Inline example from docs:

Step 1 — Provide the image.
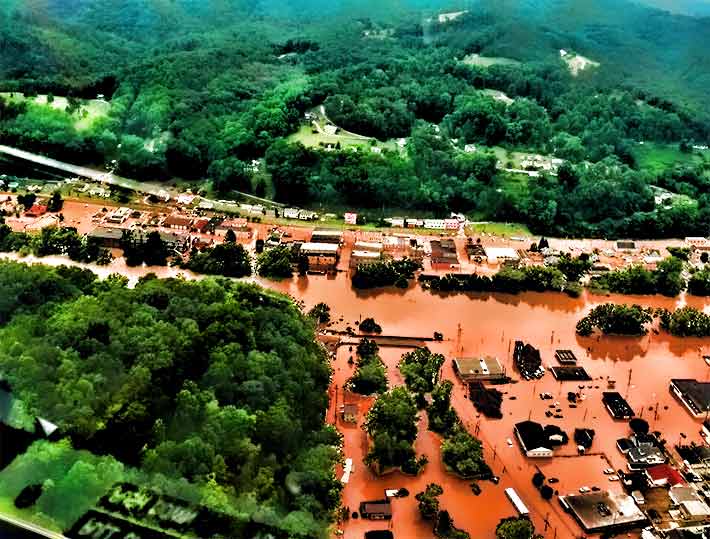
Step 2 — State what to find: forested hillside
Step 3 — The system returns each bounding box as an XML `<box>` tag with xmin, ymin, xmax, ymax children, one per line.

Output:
<box><xmin>0</xmin><ymin>261</ymin><xmax>340</xmax><ymax>536</ymax></box>
<box><xmin>1</xmin><ymin>0</ymin><xmax>709</xmax><ymax>237</ymax></box>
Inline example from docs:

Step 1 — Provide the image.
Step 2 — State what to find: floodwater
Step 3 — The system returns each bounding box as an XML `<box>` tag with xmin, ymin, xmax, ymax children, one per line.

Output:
<box><xmin>2</xmin><ymin>255</ymin><xmax>710</xmax><ymax>538</ymax></box>
<box><xmin>267</xmin><ymin>273</ymin><xmax>710</xmax><ymax>539</ymax></box>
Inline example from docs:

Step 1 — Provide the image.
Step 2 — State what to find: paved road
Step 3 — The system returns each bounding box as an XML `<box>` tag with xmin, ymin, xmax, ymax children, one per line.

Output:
<box><xmin>0</xmin><ymin>144</ymin><xmax>284</xmax><ymax>210</ymax></box>
<box><xmin>0</xmin><ymin>511</ymin><xmax>67</xmax><ymax>539</ymax></box>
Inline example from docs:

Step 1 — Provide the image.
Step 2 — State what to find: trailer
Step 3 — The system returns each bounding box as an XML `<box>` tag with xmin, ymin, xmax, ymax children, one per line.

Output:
<box><xmin>505</xmin><ymin>487</ymin><xmax>529</xmax><ymax>516</ymax></box>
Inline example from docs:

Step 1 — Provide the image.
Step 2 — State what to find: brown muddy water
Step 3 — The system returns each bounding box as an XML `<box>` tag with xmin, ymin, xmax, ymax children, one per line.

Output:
<box><xmin>3</xmin><ymin>255</ymin><xmax>710</xmax><ymax>538</ymax></box>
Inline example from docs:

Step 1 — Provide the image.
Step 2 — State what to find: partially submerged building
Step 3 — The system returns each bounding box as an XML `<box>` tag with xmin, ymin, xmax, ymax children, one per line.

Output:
<box><xmin>300</xmin><ymin>242</ymin><xmax>340</xmax><ymax>271</ymax></box>
<box><xmin>670</xmin><ymin>379</ymin><xmax>710</xmax><ymax>418</ymax></box>
<box><xmin>560</xmin><ymin>491</ymin><xmax>647</xmax><ymax>534</ymax></box>
<box><xmin>453</xmin><ymin>356</ymin><xmax>506</xmax><ymax>383</ymax></box>
<box><xmin>513</xmin><ymin>421</ymin><xmax>566</xmax><ymax>458</ymax></box>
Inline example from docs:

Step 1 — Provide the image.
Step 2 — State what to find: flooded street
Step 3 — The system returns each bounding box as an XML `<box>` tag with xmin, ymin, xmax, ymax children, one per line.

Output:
<box><xmin>3</xmin><ymin>254</ymin><xmax>710</xmax><ymax>538</ymax></box>
<box><xmin>268</xmin><ymin>274</ymin><xmax>710</xmax><ymax>539</ymax></box>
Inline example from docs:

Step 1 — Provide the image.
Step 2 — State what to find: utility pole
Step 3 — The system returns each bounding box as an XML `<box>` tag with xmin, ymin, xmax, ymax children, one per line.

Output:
<box><xmin>626</xmin><ymin>368</ymin><xmax>633</xmax><ymax>400</ymax></box>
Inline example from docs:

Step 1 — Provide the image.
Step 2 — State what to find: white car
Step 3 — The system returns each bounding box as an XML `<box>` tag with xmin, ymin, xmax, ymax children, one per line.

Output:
<box><xmin>603</xmin><ymin>468</ymin><xmax>615</xmax><ymax>475</ymax></box>
<box><xmin>608</xmin><ymin>475</ymin><xmax>619</xmax><ymax>481</ymax></box>
<box><xmin>506</xmin><ymin>438</ymin><xmax>513</xmax><ymax>447</ymax></box>
<box><xmin>579</xmin><ymin>486</ymin><xmax>591</xmax><ymax>493</ymax></box>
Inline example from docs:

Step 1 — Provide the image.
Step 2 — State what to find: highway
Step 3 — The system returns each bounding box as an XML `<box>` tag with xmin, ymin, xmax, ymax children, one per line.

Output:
<box><xmin>0</xmin><ymin>144</ymin><xmax>284</xmax><ymax>210</ymax></box>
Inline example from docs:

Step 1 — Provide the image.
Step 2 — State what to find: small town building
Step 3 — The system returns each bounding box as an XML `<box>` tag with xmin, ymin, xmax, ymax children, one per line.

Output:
<box><xmin>627</xmin><ymin>444</ymin><xmax>666</xmax><ymax>470</ymax></box>
<box><xmin>560</xmin><ymin>491</ymin><xmax>647</xmax><ymax>534</ymax></box>
<box><xmin>685</xmin><ymin>237</ymin><xmax>710</xmax><ymax>250</ymax></box>
<box><xmin>24</xmin><ymin>214</ymin><xmax>59</xmax><ymax>232</ymax></box>
<box><xmin>616</xmin><ymin>240</ymin><xmax>637</xmax><ymax>252</ymax></box>
<box><xmin>423</xmin><ymin>219</ymin><xmax>446</xmax><ymax>230</ymax></box>
<box><xmin>350</xmin><ymin>250</ymin><xmax>381</xmax><ymax>269</ymax></box>
<box><xmin>646</xmin><ymin>464</ymin><xmax>685</xmax><ymax>487</ymax></box>
<box><xmin>670</xmin><ymin>485</ymin><xmax>710</xmax><ymax>522</ymax></box>
<box><xmin>192</xmin><ymin>218</ymin><xmax>210</xmax><ymax>233</ymax></box>
<box><xmin>310</xmin><ymin>229</ymin><xmax>343</xmax><ymax>245</ymax></box>
<box><xmin>283</xmin><ymin>208</ymin><xmax>300</xmax><ymax>219</ymax></box>
<box><xmin>106</xmin><ymin>207</ymin><xmax>131</xmax><ymax>224</ymax></box>
<box><xmin>87</xmin><ymin>226</ymin><xmax>124</xmax><ymax>249</ymax></box>
<box><xmin>300</xmin><ymin>242</ymin><xmax>339</xmax><ymax>271</ymax></box>
<box><xmin>163</xmin><ymin>214</ymin><xmax>193</xmax><ymax>231</ymax></box>
<box><xmin>453</xmin><ymin>356</ymin><xmax>506</xmax><ymax>383</ymax></box>
<box><xmin>359</xmin><ymin>500</ymin><xmax>392</xmax><ymax>520</ymax></box>
<box><xmin>24</xmin><ymin>203</ymin><xmax>47</xmax><ymax>218</ymax></box>
<box><xmin>388</xmin><ymin>217</ymin><xmax>405</xmax><ymax>228</ymax></box>
<box><xmin>513</xmin><ymin>421</ymin><xmax>554</xmax><ymax>458</ymax></box>
<box><xmin>670</xmin><ymin>379</ymin><xmax>710</xmax><ymax>417</ymax></box>
<box><xmin>216</xmin><ymin>218</ymin><xmax>249</xmax><ymax>236</ymax></box>
<box><xmin>484</xmin><ymin>247</ymin><xmax>520</xmax><ymax>263</ymax></box>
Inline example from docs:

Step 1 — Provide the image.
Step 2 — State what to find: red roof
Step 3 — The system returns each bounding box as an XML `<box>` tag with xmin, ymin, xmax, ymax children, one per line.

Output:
<box><xmin>25</xmin><ymin>204</ymin><xmax>47</xmax><ymax>217</ymax></box>
<box><xmin>193</xmin><ymin>218</ymin><xmax>210</xmax><ymax>231</ymax></box>
<box><xmin>646</xmin><ymin>464</ymin><xmax>684</xmax><ymax>486</ymax></box>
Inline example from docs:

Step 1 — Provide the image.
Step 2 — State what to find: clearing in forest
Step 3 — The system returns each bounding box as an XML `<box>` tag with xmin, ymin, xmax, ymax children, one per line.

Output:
<box><xmin>560</xmin><ymin>50</ymin><xmax>600</xmax><ymax>76</ymax></box>
<box><xmin>461</xmin><ymin>54</ymin><xmax>521</xmax><ymax>67</ymax></box>
<box><xmin>0</xmin><ymin>92</ymin><xmax>110</xmax><ymax>130</ymax></box>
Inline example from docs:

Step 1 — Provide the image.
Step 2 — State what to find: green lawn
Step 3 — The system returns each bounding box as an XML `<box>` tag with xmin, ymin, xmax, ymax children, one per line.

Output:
<box><xmin>465</xmin><ymin>222</ymin><xmax>531</xmax><ymax>237</ymax></box>
<box><xmin>633</xmin><ymin>142</ymin><xmax>704</xmax><ymax>174</ymax></box>
<box><xmin>0</xmin><ymin>92</ymin><xmax>110</xmax><ymax>131</ymax></box>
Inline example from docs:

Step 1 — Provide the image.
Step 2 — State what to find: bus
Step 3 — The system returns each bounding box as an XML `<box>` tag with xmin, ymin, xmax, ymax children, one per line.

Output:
<box><xmin>504</xmin><ymin>488</ymin><xmax>529</xmax><ymax>516</ymax></box>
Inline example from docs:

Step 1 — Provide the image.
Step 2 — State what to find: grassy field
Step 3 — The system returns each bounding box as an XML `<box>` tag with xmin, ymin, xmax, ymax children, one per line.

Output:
<box><xmin>0</xmin><ymin>92</ymin><xmax>110</xmax><ymax>131</ymax></box>
<box><xmin>465</xmin><ymin>222</ymin><xmax>531</xmax><ymax>237</ymax></box>
<box><xmin>288</xmin><ymin>124</ymin><xmax>399</xmax><ymax>152</ymax></box>
<box><xmin>633</xmin><ymin>142</ymin><xmax>705</xmax><ymax>174</ymax></box>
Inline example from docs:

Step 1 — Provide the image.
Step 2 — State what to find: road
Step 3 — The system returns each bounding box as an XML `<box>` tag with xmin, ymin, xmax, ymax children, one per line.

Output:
<box><xmin>0</xmin><ymin>511</ymin><xmax>67</xmax><ymax>539</ymax></box>
<box><xmin>0</xmin><ymin>144</ymin><xmax>283</xmax><ymax>210</ymax></box>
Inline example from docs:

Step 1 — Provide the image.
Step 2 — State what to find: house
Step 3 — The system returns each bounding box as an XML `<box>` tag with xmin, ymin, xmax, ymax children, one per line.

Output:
<box><xmin>176</xmin><ymin>193</ymin><xmax>196</xmax><ymax>205</ymax></box>
<box><xmin>192</xmin><ymin>218</ymin><xmax>210</xmax><ymax>233</ymax></box>
<box><xmin>453</xmin><ymin>356</ymin><xmax>506</xmax><ymax>383</ymax></box>
<box><xmin>87</xmin><ymin>226</ymin><xmax>124</xmax><ymax>249</ymax></box>
<box><xmin>323</xmin><ymin>124</ymin><xmax>338</xmax><ymax>136</ymax></box>
<box><xmin>444</xmin><ymin>218</ymin><xmax>459</xmax><ymax>230</ymax></box>
<box><xmin>106</xmin><ymin>207</ymin><xmax>131</xmax><ymax>224</ymax></box>
<box><xmin>670</xmin><ymin>379</ymin><xmax>710</xmax><ymax>417</ymax></box>
<box><xmin>388</xmin><ymin>218</ymin><xmax>405</xmax><ymax>228</ymax></box>
<box><xmin>513</xmin><ymin>421</ymin><xmax>554</xmax><ymax>458</ymax></box>
<box><xmin>283</xmin><ymin>208</ymin><xmax>300</xmax><ymax>219</ymax></box>
<box><xmin>646</xmin><ymin>464</ymin><xmax>685</xmax><ymax>487</ymax></box>
<box><xmin>24</xmin><ymin>203</ymin><xmax>47</xmax><ymax>217</ymax></box>
<box><xmin>340</xmin><ymin>403</ymin><xmax>357</xmax><ymax>423</ymax></box>
<box><xmin>359</xmin><ymin>500</ymin><xmax>392</xmax><ymax>520</ymax></box>
<box><xmin>163</xmin><ymin>214</ymin><xmax>192</xmax><ymax>231</ymax></box>
<box><xmin>300</xmin><ymin>242</ymin><xmax>339</xmax><ymax>271</ymax></box>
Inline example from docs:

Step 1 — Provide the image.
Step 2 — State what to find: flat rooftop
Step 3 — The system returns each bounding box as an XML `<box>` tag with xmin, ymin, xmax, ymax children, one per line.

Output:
<box><xmin>484</xmin><ymin>247</ymin><xmax>519</xmax><ymax>260</ymax></box>
<box><xmin>671</xmin><ymin>379</ymin><xmax>710</xmax><ymax>416</ymax></box>
<box><xmin>454</xmin><ymin>356</ymin><xmax>505</xmax><ymax>378</ymax></box>
<box><xmin>300</xmin><ymin>242</ymin><xmax>339</xmax><ymax>254</ymax></box>
<box><xmin>562</xmin><ymin>491</ymin><xmax>647</xmax><ymax>533</ymax></box>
